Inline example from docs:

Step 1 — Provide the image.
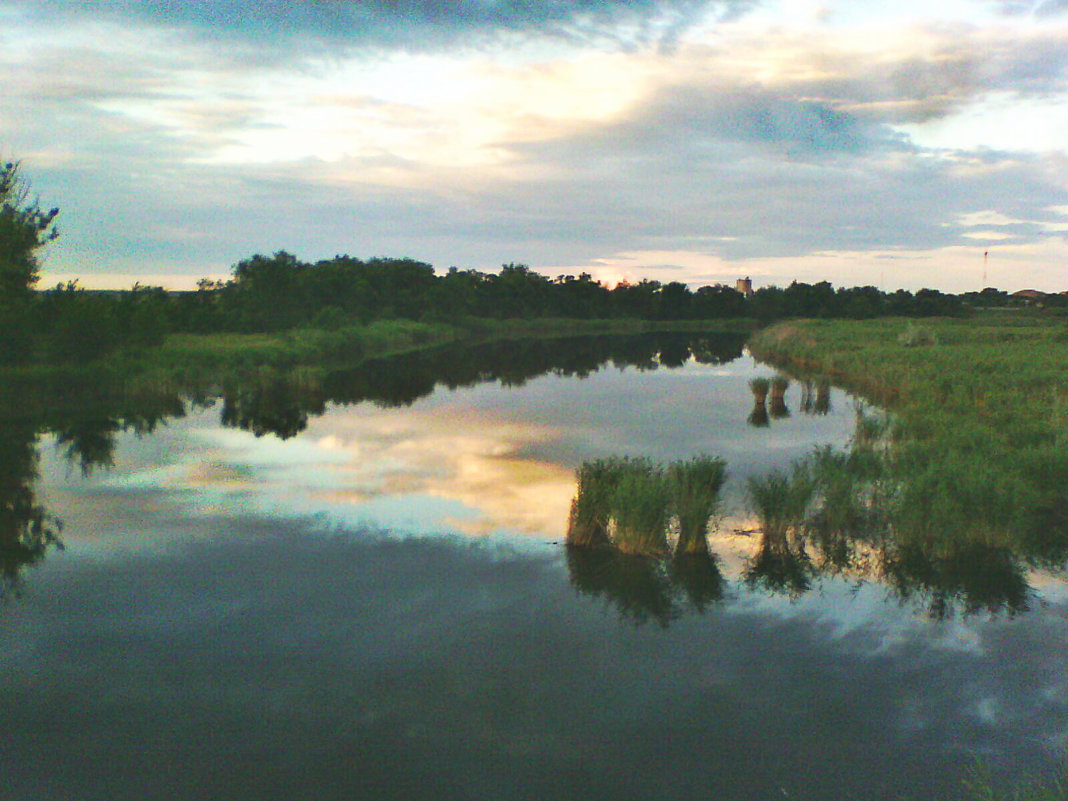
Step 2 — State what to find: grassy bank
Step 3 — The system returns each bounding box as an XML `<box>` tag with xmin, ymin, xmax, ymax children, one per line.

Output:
<box><xmin>0</xmin><ymin>316</ymin><xmax>757</xmax><ymax>421</ymax></box>
<box><xmin>3</xmin><ymin>316</ymin><xmax>758</xmax><ymax>382</ymax></box>
<box><xmin>748</xmin><ymin>314</ymin><xmax>1068</xmax><ymax>555</ymax></box>
<box><xmin>152</xmin><ymin>316</ymin><xmax>757</xmax><ymax>371</ymax></box>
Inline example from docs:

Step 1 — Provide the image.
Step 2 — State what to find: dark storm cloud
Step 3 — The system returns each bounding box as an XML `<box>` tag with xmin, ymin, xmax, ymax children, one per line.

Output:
<box><xmin>17</xmin><ymin>0</ymin><xmax>758</xmax><ymax>52</ymax></box>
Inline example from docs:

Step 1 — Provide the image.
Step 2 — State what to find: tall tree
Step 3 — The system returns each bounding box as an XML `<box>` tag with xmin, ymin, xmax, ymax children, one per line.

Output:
<box><xmin>0</xmin><ymin>161</ymin><xmax>59</xmax><ymax>364</ymax></box>
<box><xmin>0</xmin><ymin>161</ymin><xmax>58</xmax><ymax>302</ymax></box>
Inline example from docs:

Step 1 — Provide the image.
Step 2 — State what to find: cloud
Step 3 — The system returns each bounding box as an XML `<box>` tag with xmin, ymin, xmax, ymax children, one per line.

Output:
<box><xmin>993</xmin><ymin>0</ymin><xmax>1068</xmax><ymax>15</ymax></box>
<box><xmin>16</xmin><ymin>0</ymin><xmax>758</xmax><ymax>54</ymax></box>
<box><xmin>6</xmin><ymin>1</ymin><xmax>1068</xmax><ymax>290</ymax></box>
<box><xmin>1037</xmin><ymin>0</ymin><xmax>1068</xmax><ymax>15</ymax></box>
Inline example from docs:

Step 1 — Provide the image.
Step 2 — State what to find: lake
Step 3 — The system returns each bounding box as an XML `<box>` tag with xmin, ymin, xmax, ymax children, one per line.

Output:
<box><xmin>2</xmin><ymin>333</ymin><xmax>1066</xmax><ymax>800</ymax></box>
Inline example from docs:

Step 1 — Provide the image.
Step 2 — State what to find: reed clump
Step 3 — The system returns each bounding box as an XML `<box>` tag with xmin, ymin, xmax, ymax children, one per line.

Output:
<box><xmin>567</xmin><ymin>454</ymin><xmax>728</xmax><ymax>558</ymax></box>
<box><xmin>566</xmin><ymin>457</ymin><xmax>626</xmax><ymax>547</ymax></box>
<box><xmin>769</xmin><ymin>375</ymin><xmax>790</xmax><ymax>419</ymax></box>
<box><xmin>747</xmin><ymin>462</ymin><xmax>813</xmax><ymax>542</ymax></box>
<box><xmin>749</xmin><ymin>376</ymin><xmax>770</xmax><ymax>403</ymax></box>
<box><xmin>744</xmin><ymin>463</ymin><xmax>816</xmax><ymax>596</ymax></box>
<box><xmin>610</xmin><ymin>459</ymin><xmax>671</xmax><ymax>556</ymax></box>
<box><xmin>668</xmin><ymin>456</ymin><xmax>727</xmax><ymax>555</ymax></box>
<box><xmin>748</xmin><ymin>376</ymin><xmax>771</xmax><ymax>427</ymax></box>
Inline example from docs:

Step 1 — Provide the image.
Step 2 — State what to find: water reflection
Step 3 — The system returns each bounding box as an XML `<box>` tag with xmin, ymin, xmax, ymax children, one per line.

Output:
<box><xmin>223</xmin><ymin>332</ymin><xmax>746</xmax><ymax>439</ymax></box>
<box><xmin>747</xmin><ymin>377</ymin><xmax>770</xmax><ymax>428</ymax></box>
<box><xmin>566</xmin><ymin>547</ymin><xmax>725</xmax><ymax>626</ymax></box>
<box><xmin>0</xmin><ymin>386</ymin><xmax>187</xmax><ymax>594</ymax></box>
<box><xmin>769</xmin><ymin>376</ymin><xmax>790</xmax><ymax>420</ymax></box>
<box><xmin>800</xmin><ymin>378</ymin><xmax>832</xmax><ymax>416</ymax></box>
<box><xmin>0</xmin><ymin>423</ymin><xmax>62</xmax><ymax>598</ymax></box>
<box><xmin>749</xmin><ymin>374</ymin><xmax>833</xmax><ymax>427</ymax></box>
<box><xmin>564</xmin><ymin>400</ymin><xmax>1064</xmax><ymax>623</ymax></box>
<box><xmin>6</xmin><ymin>331</ymin><xmax>1065</xmax><ymax>622</ymax></box>
<box><xmin>4</xmin><ymin>336</ymin><xmax>1066</xmax><ymax>800</ymax></box>
<box><xmin>221</xmin><ymin>373</ymin><xmax>325</xmax><ymax>439</ymax></box>
<box><xmin>1</xmin><ymin>333</ymin><xmax>749</xmax><ymax>589</ymax></box>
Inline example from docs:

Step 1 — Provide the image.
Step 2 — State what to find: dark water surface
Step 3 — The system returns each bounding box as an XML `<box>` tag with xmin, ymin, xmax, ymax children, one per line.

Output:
<box><xmin>2</xmin><ymin>334</ymin><xmax>1066</xmax><ymax>800</ymax></box>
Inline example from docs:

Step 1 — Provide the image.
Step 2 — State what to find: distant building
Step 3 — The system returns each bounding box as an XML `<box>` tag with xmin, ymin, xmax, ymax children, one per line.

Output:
<box><xmin>735</xmin><ymin>277</ymin><xmax>753</xmax><ymax>297</ymax></box>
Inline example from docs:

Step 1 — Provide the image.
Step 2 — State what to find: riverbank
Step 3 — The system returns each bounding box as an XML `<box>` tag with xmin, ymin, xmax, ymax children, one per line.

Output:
<box><xmin>0</xmin><ymin>317</ymin><xmax>758</xmax><ymax>420</ymax></box>
<box><xmin>748</xmin><ymin>314</ymin><xmax>1068</xmax><ymax>553</ymax></box>
<box><xmin>6</xmin><ymin>317</ymin><xmax>759</xmax><ymax>376</ymax></box>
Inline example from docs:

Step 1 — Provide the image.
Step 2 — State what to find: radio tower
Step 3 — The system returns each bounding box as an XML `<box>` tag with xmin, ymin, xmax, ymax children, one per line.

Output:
<box><xmin>983</xmin><ymin>250</ymin><xmax>988</xmax><ymax>286</ymax></box>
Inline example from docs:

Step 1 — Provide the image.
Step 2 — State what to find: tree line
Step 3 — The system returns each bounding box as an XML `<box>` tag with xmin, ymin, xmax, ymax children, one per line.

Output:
<box><xmin>173</xmin><ymin>254</ymin><xmax>968</xmax><ymax>332</ymax></box>
<box><xmin>0</xmin><ymin>159</ymin><xmax>1022</xmax><ymax>367</ymax></box>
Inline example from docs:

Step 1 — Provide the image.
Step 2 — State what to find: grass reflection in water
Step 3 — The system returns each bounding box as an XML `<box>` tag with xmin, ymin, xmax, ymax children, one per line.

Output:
<box><xmin>565</xmin><ymin>403</ymin><xmax>1060</xmax><ymax>623</ymax></box>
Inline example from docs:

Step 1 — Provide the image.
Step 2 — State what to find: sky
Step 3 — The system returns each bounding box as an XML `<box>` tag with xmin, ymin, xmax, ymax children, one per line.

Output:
<box><xmin>2</xmin><ymin>0</ymin><xmax>1067</xmax><ymax>292</ymax></box>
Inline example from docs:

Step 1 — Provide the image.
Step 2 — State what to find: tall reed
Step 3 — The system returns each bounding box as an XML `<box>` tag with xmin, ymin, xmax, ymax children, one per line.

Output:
<box><xmin>769</xmin><ymin>375</ymin><xmax>790</xmax><ymax>419</ymax></box>
<box><xmin>668</xmin><ymin>456</ymin><xmax>727</xmax><ymax>555</ymax></box>
<box><xmin>749</xmin><ymin>376</ymin><xmax>770</xmax><ymax>403</ymax></box>
<box><xmin>747</xmin><ymin>463</ymin><xmax>813</xmax><ymax>542</ymax></box>
<box><xmin>566</xmin><ymin>457</ymin><xmax>626</xmax><ymax>547</ymax></box>
<box><xmin>609</xmin><ymin>459</ymin><xmax>671</xmax><ymax>556</ymax></box>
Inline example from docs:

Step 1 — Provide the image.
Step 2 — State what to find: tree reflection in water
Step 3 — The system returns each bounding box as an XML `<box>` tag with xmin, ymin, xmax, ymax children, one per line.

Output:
<box><xmin>0</xmin><ymin>423</ymin><xmax>62</xmax><ymax>598</ymax></box>
<box><xmin>0</xmin><ymin>333</ymin><xmax>747</xmax><ymax>592</ymax></box>
<box><xmin>0</xmin><ymin>382</ymin><xmax>188</xmax><ymax>596</ymax></box>
<box><xmin>220</xmin><ymin>332</ymin><xmax>747</xmax><ymax>439</ymax></box>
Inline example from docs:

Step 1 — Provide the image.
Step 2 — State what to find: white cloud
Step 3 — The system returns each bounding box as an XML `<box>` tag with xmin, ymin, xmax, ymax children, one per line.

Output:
<box><xmin>5</xmin><ymin>0</ymin><xmax>1068</xmax><ymax>290</ymax></box>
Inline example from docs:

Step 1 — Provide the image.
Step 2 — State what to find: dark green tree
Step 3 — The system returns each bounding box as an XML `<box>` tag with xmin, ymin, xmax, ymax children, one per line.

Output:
<box><xmin>0</xmin><ymin>161</ymin><xmax>58</xmax><ymax>302</ymax></box>
<box><xmin>38</xmin><ymin>281</ymin><xmax>120</xmax><ymax>363</ymax></box>
<box><xmin>0</xmin><ymin>161</ymin><xmax>59</xmax><ymax>364</ymax></box>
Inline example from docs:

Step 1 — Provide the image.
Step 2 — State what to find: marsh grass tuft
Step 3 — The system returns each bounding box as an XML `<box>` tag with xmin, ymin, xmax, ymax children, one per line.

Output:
<box><xmin>749</xmin><ymin>376</ymin><xmax>773</xmax><ymax>426</ymax></box>
<box><xmin>744</xmin><ymin>462</ymin><xmax>815</xmax><ymax>596</ymax></box>
<box><xmin>747</xmin><ymin>462</ymin><xmax>813</xmax><ymax>542</ymax></box>
<box><xmin>566</xmin><ymin>457</ymin><xmax>627</xmax><ymax>547</ymax></box>
<box><xmin>568</xmin><ymin>454</ymin><xmax>728</xmax><ymax>559</ymax></box>
<box><xmin>668</xmin><ymin>456</ymin><xmax>727</xmax><ymax>555</ymax></box>
<box><xmin>769</xmin><ymin>375</ymin><xmax>790</xmax><ymax>418</ymax></box>
<box><xmin>749</xmin><ymin>376</ymin><xmax>770</xmax><ymax>402</ymax></box>
<box><xmin>610</xmin><ymin>459</ymin><xmax>671</xmax><ymax>556</ymax></box>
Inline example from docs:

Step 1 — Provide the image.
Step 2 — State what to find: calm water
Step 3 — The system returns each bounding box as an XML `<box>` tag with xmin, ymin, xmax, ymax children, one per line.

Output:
<box><xmin>2</xmin><ymin>334</ymin><xmax>1066</xmax><ymax>800</ymax></box>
